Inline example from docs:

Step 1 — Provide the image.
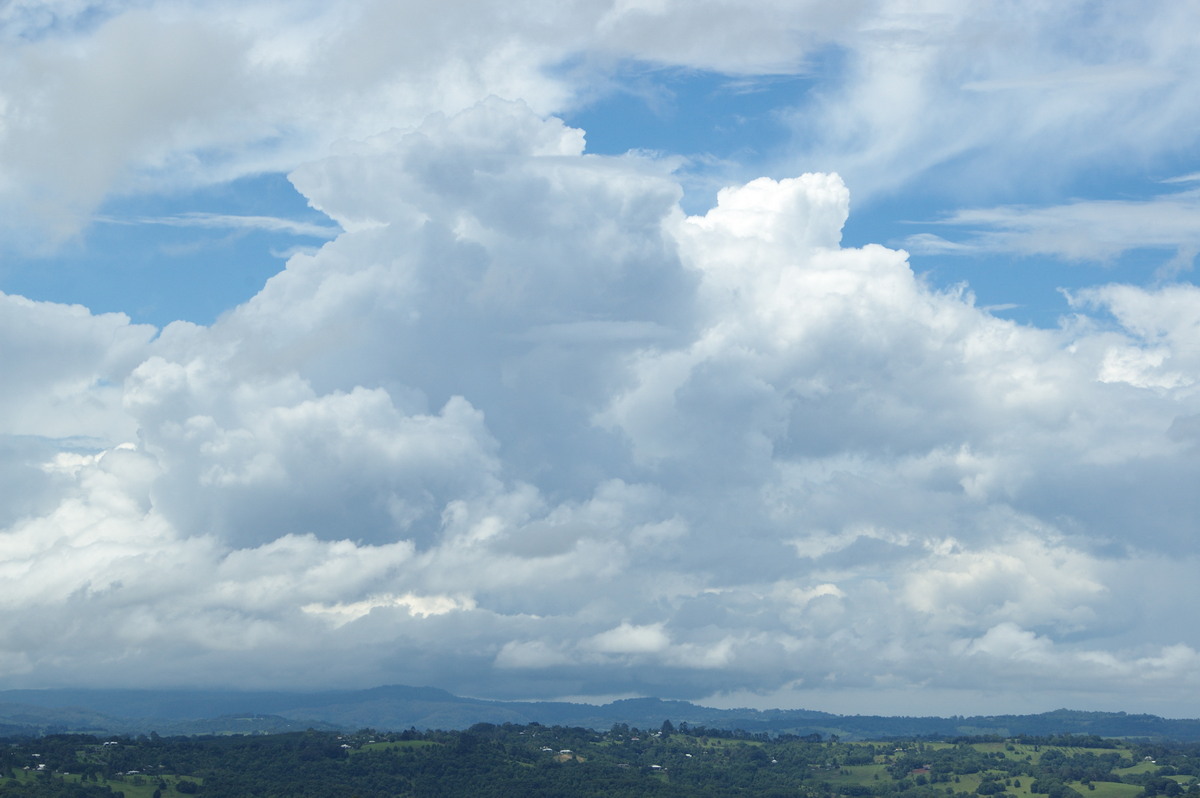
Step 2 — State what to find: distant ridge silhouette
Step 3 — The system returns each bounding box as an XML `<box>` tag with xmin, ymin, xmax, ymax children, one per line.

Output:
<box><xmin>2</xmin><ymin>685</ymin><xmax>1198</xmax><ymax>740</ymax></box>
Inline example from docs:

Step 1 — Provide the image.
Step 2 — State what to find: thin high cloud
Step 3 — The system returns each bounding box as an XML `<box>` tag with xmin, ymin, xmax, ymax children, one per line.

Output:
<box><xmin>773</xmin><ymin>2</ymin><xmax>1200</xmax><ymax>203</ymax></box>
<box><xmin>904</xmin><ymin>189</ymin><xmax>1200</xmax><ymax>266</ymax></box>
<box><xmin>96</xmin><ymin>212</ymin><xmax>340</xmax><ymax>239</ymax></box>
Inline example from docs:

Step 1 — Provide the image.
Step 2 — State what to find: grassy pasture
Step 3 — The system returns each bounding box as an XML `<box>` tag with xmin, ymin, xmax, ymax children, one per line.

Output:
<box><xmin>817</xmin><ymin>763</ymin><xmax>890</xmax><ymax>786</ymax></box>
<box><xmin>1077</xmin><ymin>781</ymin><xmax>1144</xmax><ymax>798</ymax></box>
<box><xmin>8</xmin><ymin>769</ymin><xmax>201</xmax><ymax>798</ymax></box>
<box><xmin>687</xmin><ymin>737</ymin><xmax>765</xmax><ymax>750</ymax></box>
<box><xmin>356</xmin><ymin>739</ymin><xmax>442</xmax><ymax>753</ymax></box>
<box><xmin>1117</xmin><ymin>761</ymin><xmax>1159</xmax><ymax>775</ymax></box>
<box><xmin>973</xmin><ymin>743</ymin><xmax>1014</xmax><ymax>753</ymax></box>
<box><xmin>945</xmin><ymin>771</ymin><xmax>989</xmax><ymax>794</ymax></box>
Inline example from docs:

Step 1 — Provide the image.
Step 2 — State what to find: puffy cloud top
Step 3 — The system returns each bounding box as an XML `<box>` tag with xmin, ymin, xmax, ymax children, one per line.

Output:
<box><xmin>3</xmin><ymin>0</ymin><xmax>1200</xmax><ymax>718</ymax></box>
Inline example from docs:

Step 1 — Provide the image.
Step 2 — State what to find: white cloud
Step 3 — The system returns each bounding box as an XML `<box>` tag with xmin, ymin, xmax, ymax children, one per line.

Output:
<box><xmin>303</xmin><ymin>592</ymin><xmax>476</xmax><ymax>626</ymax></box>
<box><xmin>589</xmin><ymin>622</ymin><xmax>671</xmax><ymax>655</ymax></box>
<box><xmin>0</xmin><ymin>291</ymin><xmax>154</xmax><ymax>442</ymax></box>
<box><xmin>5</xmin><ymin>135</ymin><xmax>1194</xmax><ymax>709</ymax></box>
<box><xmin>903</xmin><ymin>534</ymin><xmax>1108</xmax><ymax>634</ymax></box>
<box><xmin>5</xmin><ymin>0</ymin><xmax>1198</xmax><ymax>253</ymax></box>
<box><xmin>4</xmin><ymin>1</ymin><xmax>1200</xmax><ymax>717</ymax></box>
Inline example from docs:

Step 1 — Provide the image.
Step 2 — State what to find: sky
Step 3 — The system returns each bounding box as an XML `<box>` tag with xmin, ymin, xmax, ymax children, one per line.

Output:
<box><xmin>2</xmin><ymin>0</ymin><xmax>1200</xmax><ymax>719</ymax></box>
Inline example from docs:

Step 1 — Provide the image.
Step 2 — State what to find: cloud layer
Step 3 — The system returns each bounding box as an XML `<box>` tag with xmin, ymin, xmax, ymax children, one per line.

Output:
<box><xmin>3</xmin><ymin>1</ymin><xmax>1200</xmax><ymax>717</ymax></box>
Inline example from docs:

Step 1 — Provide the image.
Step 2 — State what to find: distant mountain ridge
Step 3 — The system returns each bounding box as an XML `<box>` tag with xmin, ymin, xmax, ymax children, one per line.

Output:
<box><xmin>2</xmin><ymin>685</ymin><xmax>1199</xmax><ymax>741</ymax></box>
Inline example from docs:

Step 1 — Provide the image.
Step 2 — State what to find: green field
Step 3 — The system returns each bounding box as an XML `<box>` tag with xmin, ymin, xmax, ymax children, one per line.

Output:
<box><xmin>9</xmin><ymin>769</ymin><xmax>202</xmax><ymax>798</ymax></box>
<box><xmin>1078</xmin><ymin>781</ymin><xmax>1145</xmax><ymax>798</ymax></box>
<box><xmin>356</xmin><ymin>738</ymin><xmax>443</xmax><ymax>753</ymax></box>
<box><xmin>817</xmin><ymin>763</ymin><xmax>891</xmax><ymax>786</ymax></box>
<box><xmin>1117</xmin><ymin>761</ymin><xmax>1160</xmax><ymax>775</ymax></box>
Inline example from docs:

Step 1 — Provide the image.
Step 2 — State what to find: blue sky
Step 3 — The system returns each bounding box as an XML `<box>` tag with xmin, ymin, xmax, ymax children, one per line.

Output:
<box><xmin>2</xmin><ymin>173</ymin><xmax>335</xmax><ymax>326</ymax></box>
<box><xmin>3</xmin><ymin>0</ymin><xmax>1200</xmax><ymax>718</ymax></box>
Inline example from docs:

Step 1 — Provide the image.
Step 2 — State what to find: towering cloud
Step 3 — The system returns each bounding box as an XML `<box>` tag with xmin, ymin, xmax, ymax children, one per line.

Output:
<box><xmin>2</xmin><ymin>1</ymin><xmax>1200</xmax><ymax>717</ymax></box>
<box><xmin>2</xmin><ymin>96</ymin><xmax>1199</xmax><ymax>715</ymax></box>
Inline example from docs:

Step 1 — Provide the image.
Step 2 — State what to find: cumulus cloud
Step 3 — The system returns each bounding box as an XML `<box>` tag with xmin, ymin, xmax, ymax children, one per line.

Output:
<box><xmin>4</xmin><ymin>97</ymin><xmax>1200</xmax><ymax>716</ymax></box>
<box><xmin>3</xmin><ymin>1</ymin><xmax>1200</xmax><ymax>718</ymax></box>
<box><xmin>0</xmin><ymin>292</ymin><xmax>153</xmax><ymax>442</ymax></box>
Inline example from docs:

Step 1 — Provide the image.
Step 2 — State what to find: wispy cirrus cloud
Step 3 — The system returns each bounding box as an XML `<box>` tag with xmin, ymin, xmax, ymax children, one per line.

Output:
<box><xmin>95</xmin><ymin>212</ymin><xmax>339</xmax><ymax>239</ymax></box>
<box><xmin>904</xmin><ymin>188</ymin><xmax>1200</xmax><ymax>274</ymax></box>
<box><xmin>776</xmin><ymin>2</ymin><xmax>1200</xmax><ymax>203</ymax></box>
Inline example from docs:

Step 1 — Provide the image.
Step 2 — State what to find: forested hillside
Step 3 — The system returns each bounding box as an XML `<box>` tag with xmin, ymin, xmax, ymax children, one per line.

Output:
<box><xmin>3</xmin><ymin>724</ymin><xmax>1200</xmax><ymax>798</ymax></box>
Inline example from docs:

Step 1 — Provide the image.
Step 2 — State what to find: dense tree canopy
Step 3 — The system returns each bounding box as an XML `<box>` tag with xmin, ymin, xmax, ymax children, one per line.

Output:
<box><xmin>2</xmin><ymin>726</ymin><xmax>1199</xmax><ymax>798</ymax></box>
